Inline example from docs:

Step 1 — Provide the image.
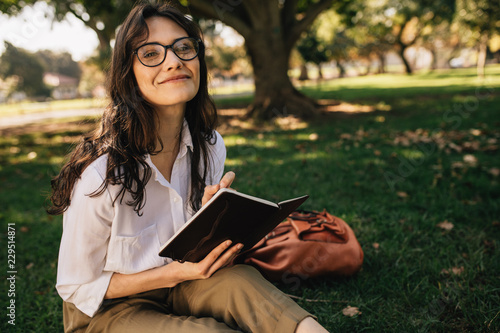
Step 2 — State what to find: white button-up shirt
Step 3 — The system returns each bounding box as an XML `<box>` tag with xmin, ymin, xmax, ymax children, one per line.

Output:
<box><xmin>56</xmin><ymin>120</ymin><xmax>226</xmax><ymax>317</ymax></box>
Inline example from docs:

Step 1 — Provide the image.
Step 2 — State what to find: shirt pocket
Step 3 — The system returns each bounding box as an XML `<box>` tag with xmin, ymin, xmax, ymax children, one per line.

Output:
<box><xmin>105</xmin><ymin>224</ymin><xmax>165</xmax><ymax>274</ymax></box>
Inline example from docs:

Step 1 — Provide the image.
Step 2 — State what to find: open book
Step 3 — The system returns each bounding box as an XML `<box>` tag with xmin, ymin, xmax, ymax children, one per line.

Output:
<box><xmin>159</xmin><ymin>188</ymin><xmax>308</xmax><ymax>262</ymax></box>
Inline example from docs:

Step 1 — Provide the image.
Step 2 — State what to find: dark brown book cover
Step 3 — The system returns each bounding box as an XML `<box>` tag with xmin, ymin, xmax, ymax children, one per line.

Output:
<box><xmin>158</xmin><ymin>188</ymin><xmax>308</xmax><ymax>262</ymax></box>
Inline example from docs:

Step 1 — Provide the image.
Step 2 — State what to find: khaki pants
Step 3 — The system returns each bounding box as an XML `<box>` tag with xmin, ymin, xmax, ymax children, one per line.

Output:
<box><xmin>63</xmin><ymin>265</ymin><xmax>312</xmax><ymax>332</ymax></box>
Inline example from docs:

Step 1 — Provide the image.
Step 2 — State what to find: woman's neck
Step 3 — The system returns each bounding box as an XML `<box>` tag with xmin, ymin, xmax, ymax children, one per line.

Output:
<box><xmin>155</xmin><ymin>104</ymin><xmax>185</xmax><ymax>153</ymax></box>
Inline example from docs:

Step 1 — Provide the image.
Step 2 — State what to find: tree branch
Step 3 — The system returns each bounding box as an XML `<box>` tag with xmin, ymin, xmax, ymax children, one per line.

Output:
<box><xmin>288</xmin><ymin>0</ymin><xmax>334</xmax><ymax>50</ymax></box>
<box><xmin>397</xmin><ymin>18</ymin><xmax>420</xmax><ymax>48</ymax></box>
<box><xmin>62</xmin><ymin>5</ymin><xmax>111</xmax><ymax>49</ymax></box>
<box><xmin>282</xmin><ymin>0</ymin><xmax>300</xmax><ymax>31</ymax></box>
<box><xmin>187</xmin><ymin>0</ymin><xmax>252</xmax><ymax>38</ymax></box>
<box><xmin>241</xmin><ymin>0</ymin><xmax>265</xmax><ymax>29</ymax></box>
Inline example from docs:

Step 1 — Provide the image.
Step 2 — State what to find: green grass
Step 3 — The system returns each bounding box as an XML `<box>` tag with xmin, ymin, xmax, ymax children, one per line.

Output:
<box><xmin>1</xmin><ymin>65</ymin><xmax>499</xmax><ymax>332</ymax></box>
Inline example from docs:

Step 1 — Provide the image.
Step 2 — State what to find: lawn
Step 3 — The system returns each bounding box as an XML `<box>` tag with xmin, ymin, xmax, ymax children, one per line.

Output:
<box><xmin>1</xmin><ymin>65</ymin><xmax>499</xmax><ymax>332</ymax></box>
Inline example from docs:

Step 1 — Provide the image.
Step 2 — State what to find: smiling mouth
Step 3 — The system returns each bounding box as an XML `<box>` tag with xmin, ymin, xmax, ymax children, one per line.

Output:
<box><xmin>160</xmin><ymin>75</ymin><xmax>190</xmax><ymax>84</ymax></box>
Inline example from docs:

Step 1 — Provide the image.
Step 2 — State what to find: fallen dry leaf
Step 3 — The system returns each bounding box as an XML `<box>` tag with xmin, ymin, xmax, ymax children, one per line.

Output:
<box><xmin>484</xmin><ymin>145</ymin><xmax>499</xmax><ymax>152</ymax></box>
<box><xmin>451</xmin><ymin>266</ymin><xmax>464</xmax><ymax>275</ymax></box>
<box><xmin>441</xmin><ymin>266</ymin><xmax>464</xmax><ymax>276</ymax></box>
<box><xmin>488</xmin><ymin>168</ymin><xmax>500</xmax><ymax>177</ymax></box>
<box><xmin>463</xmin><ymin>154</ymin><xmax>478</xmax><ymax>166</ymax></box>
<box><xmin>470</xmin><ymin>129</ymin><xmax>481</xmax><ymax>136</ymax></box>
<box><xmin>309</xmin><ymin>133</ymin><xmax>319</xmax><ymax>141</ymax></box>
<box><xmin>448</xmin><ymin>142</ymin><xmax>463</xmax><ymax>153</ymax></box>
<box><xmin>10</xmin><ymin>147</ymin><xmax>21</xmax><ymax>154</ymax></box>
<box><xmin>462</xmin><ymin>140</ymin><xmax>480</xmax><ymax>151</ymax></box>
<box><xmin>342</xmin><ymin>306</ymin><xmax>361</xmax><ymax>317</ymax></box>
<box><xmin>483</xmin><ymin>239</ymin><xmax>495</xmax><ymax>249</ymax></box>
<box><xmin>397</xmin><ymin>191</ymin><xmax>409</xmax><ymax>198</ymax></box>
<box><xmin>436</xmin><ymin>220</ymin><xmax>454</xmax><ymax>231</ymax></box>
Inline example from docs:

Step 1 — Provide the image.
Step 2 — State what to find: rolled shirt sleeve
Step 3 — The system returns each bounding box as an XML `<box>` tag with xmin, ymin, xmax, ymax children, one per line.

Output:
<box><xmin>56</xmin><ymin>157</ymin><xmax>115</xmax><ymax>317</ymax></box>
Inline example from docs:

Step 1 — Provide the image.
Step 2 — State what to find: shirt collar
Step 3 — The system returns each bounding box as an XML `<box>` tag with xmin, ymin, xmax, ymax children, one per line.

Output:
<box><xmin>180</xmin><ymin>118</ymin><xmax>193</xmax><ymax>154</ymax></box>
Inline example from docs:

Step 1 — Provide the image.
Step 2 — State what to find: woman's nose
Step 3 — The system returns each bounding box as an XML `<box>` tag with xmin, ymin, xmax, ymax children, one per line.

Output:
<box><xmin>161</xmin><ymin>48</ymin><xmax>183</xmax><ymax>71</ymax></box>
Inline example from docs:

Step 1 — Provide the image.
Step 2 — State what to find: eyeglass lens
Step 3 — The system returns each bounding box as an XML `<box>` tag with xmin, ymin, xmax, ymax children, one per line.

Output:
<box><xmin>136</xmin><ymin>38</ymin><xmax>199</xmax><ymax>67</ymax></box>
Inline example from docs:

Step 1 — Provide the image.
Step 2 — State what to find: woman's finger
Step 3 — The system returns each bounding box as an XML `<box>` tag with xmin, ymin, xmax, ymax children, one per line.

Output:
<box><xmin>200</xmin><ymin>240</ymin><xmax>233</xmax><ymax>266</ymax></box>
<box><xmin>201</xmin><ymin>184</ymin><xmax>220</xmax><ymax>206</ymax></box>
<box><xmin>219</xmin><ymin>171</ymin><xmax>235</xmax><ymax>189</ymax></box>
<box><xmin>208</xmin><ymin>243</ymin><xmax>244</xmax><ymax>275</ymax></box>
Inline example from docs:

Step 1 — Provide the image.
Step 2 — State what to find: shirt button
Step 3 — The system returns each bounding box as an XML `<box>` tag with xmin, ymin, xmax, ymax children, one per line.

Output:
<box><xmin>173</xmin><ymin>197</ymin><xmax>179</xmax><ymax>203</ymax></box>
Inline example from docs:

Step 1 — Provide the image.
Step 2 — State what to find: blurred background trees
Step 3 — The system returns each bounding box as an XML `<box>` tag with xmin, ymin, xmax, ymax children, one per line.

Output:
<box><xmin>1</xmin><ymin>0</ymin><xmax>499</xmax><ymax>118</ymax></box>
<box><xmin>455</xmin><ymin>0</ymin><xmax>500</xmax><ymax>78</ymax></box>
<box><xmin>0</xmin><ymin>42</ymin><xmax>50</xmax><ymax>98</ymax></box>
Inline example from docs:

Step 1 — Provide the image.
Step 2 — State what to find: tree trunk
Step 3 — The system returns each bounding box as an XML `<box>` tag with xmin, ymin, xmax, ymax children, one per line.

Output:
<box><xmin>477</xmin><ymin>32</ymin><xmax>488</xmax><ymax>78</ymax></box>
<box><xmin>429</xmin><ymin>47</ymin><xmax>438</xmax><ymax>71</ymax></box>
<box><xmin>299</xmin><ymin>64</ymin><xmax>309</xmax><ymax>81</ymax></box>
<box><xmin>185</xmin><ymin>0</ymin><xmax>334</xmax><ymax>120</ymax></box>
<box><xmin>317</xmin><ymin>63</ymin><xmax>323</xmax><ymax>80</ymax></box>
<box><xmin>245</xmin><ymin>32</ymin><xmax>318</xmax><ymax>120</ymax></box>
<box><xmin>399</xmin><ymin>45</ymin><xmax>413</xmax><ymax>74</ymax></box>
<box><xmin>336</xmin><ymin>61</ymin><xmax>346</xmax><ymax>78</ymax></box>
<box><xmin>377</xmin><ymin>52</ymin><xmax>386</xmax><ymax>74</ymax></box>
<box><xmin>364</xmin><ymin>61</ymin><xmax>371</xmax><ymax>75</ymax></box>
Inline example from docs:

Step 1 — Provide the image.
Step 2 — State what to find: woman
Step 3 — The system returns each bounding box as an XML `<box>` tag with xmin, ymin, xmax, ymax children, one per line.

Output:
<box><xmin>50</xmin><ymin>2</ymin><xmax>328</xmax><ymax>332</ymax></box>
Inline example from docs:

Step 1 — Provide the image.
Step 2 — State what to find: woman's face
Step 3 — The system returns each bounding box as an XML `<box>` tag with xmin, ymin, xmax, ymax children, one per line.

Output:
<box><xmin>132</xmin><ymin>16</ymin><xmax>200</xmax><ymax>111</ymax></box>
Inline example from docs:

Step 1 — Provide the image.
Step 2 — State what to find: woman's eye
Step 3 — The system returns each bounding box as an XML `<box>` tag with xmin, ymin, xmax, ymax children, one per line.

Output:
<box><xmin>176</xmin><ymin>45</ymin><xmax>190</xmax><ymax>52</ymax></box>
<box><xmin>143</xmin><ymin>50</ymin><xmax>160</xmax><ymax>58</ymax></box>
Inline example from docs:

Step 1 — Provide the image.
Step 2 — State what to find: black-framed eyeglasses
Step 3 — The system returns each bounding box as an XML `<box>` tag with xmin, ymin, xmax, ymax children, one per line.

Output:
<box><xmin>133</xmin><ymin>37</ymin><xmax>202</xmax><ymax>67</ymax></box>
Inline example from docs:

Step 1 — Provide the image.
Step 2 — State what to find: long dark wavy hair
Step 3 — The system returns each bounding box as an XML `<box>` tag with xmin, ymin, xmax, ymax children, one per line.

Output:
<box><xmin>48</xmin><ymin>2</ymin><xmax>218</xmax><ymax>216</ymax></box>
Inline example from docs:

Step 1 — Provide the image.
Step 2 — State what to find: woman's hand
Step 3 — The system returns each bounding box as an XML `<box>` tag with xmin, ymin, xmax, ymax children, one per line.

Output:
<box><xmin>165</xmin><ymin>239</ymin><xmax>243</xmax><ymax>286</ymax></box>
<box><xmin>105</xmin><ymin>240</ymin><xmax>243</xmax><ymax>299</ymax></box>
<box><xmin>201</xmin><ymin>171</ymin><xmax>235</xmax><ymax>207</ymax></box>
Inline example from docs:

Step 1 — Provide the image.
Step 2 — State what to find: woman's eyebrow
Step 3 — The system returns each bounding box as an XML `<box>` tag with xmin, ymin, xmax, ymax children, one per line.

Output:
<box><xmin>144</xmin><ymin>35</ymin><xmax>190</xmax><ymax>46</ymax></box>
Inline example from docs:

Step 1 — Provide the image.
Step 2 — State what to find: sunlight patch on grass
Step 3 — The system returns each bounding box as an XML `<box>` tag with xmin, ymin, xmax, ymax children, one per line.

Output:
<box><xmin>400</xmin><ymin>149</ymin><xmax>427</xmax><ymax>161</ymax></box>
<box><xmin>49</xmin><ymin>156</ymin><xmax>65</xmax><ymax>165</ymax></box>
<box><xmin>209</xmin><ymin>82</ymin><xmax>254</xmax><ymax>96</ymax></box>
<box><xmin>223</xmin><ymin>158</ymin><xmax>244</xmax><ymax>167</ymax></box>
<box><xmin>224</xmin><ymin>136</ymin><xmax>278</xmax><ymax>149</ymax></box>
<box><xmin>0</xmin><ymin>98</ymin><xmax>107</xmax><ymax>117</ymax></box>
<box><xmin>223</xmin><ymin>135</ymin><xmax>248</xmax><ymax>147</ymax></box>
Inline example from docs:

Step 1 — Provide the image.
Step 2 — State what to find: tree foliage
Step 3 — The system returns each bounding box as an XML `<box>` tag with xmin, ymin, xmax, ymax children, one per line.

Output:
<box><xmin>0</xmin><ymin>42</ymin><xmax>50</xmax><ymax>97</ymax></box>
<box><xmin>36</xmin><ymin>50</ymin><xmax>82</xmax><ymax>80</ymax></box>
<box><xmin>297</xmin><ymin>31</ymin><xmax>329</xmax><ymax>73</ymax></box>
<box><xmin>340</xmin><ymin>0</ymin><xmax>455</xmax><ymax>74</ymax></box>
<box><xmin>198</xmin><ymin>20</ymin><xmax>249</xmax><ymax>77</ymax></box>
<box><xmin>1</xmin><ymin>0</ymin><xmax>135</xmax><ymax>69</ymax></box>
<box><xmin>455</xmin><ymin>0</ymin><xmax>500</xmax><ymax>76</ymax></box>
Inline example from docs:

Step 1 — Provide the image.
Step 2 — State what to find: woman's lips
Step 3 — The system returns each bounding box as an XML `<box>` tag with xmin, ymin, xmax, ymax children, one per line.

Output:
<box><xmin>160</xmin><ymin>75</ymin><xmax>190</xmax><ymax>84</ymax></box>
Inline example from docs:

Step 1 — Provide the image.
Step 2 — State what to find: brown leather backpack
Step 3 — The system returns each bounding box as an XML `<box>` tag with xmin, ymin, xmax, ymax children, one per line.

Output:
<box><xmin>236</xmin><ymin>210</ymin><xmax>364</xmax><ymax>282</ymax></box>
